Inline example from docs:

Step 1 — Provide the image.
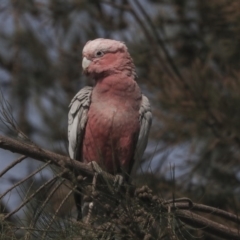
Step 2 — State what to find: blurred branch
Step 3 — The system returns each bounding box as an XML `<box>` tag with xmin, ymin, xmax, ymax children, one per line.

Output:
<box><xmin>176</xmin><ymin>210</ymin><xmax>240</xmax><ymax>240</ymax></box>
<box><xmin>168</xmin><ymin>202</ymin><xmax>240</xmax><ymax>225</ymax></box>
<box><xmin>102</xmin><ymin>0</ymin><xmax>176</xmax><ymax>80</ymax></box>
<box><xmin>101</xmin><ymin>0</ymin><xmax>131</xmax><ymax>11</ymax></box>
<box><xmin>133</xmin><ymin>0</ymin><xmax>183</xmax><ymax>81</ymax></box>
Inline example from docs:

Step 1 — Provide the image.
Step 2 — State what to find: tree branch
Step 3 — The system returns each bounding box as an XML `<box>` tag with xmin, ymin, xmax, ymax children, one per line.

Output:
<box><xmin>176</xmin><ymin>210</ymin><xmax>240</xmax><ymax>240</ymax></box>
<box><xmin>0</xmin><ymin>134</ymin><xmax>94</xmax><ymax>178</ymax></box>
<box><xmin>0</xmin><ymin>134</ymin><xmax>240</xmax><ymax>239</ymax></box>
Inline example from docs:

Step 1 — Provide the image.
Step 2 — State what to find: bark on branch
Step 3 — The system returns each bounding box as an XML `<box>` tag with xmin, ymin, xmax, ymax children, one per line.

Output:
<box><xmin>0</xmin><ymin>134</ymin><xmax>94</xmax><ymax>177</ymax></box>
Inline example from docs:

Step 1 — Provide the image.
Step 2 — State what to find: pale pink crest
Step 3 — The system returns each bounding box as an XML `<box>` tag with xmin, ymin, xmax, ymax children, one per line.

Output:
<box><xmin>82</xmin><ymin>38</ymin><xmax>127</xmax><ymax>55</ymax></box>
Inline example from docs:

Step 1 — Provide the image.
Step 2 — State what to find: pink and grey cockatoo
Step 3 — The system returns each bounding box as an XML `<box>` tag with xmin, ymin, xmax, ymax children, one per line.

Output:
<box><xmin>68</xmin><ymin>38</ymin><xmax>152</xmax><ymax>220</ymax></box>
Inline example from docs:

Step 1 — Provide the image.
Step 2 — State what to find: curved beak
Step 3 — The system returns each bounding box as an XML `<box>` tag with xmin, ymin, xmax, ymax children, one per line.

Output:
<box><xmin>82</xmin><ymin>57</ymin><xmax>92</xmax><ymax>70</ymax></box>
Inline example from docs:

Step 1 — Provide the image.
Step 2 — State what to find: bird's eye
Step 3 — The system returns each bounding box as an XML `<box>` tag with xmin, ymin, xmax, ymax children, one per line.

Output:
<box><xmin>95</xmin><ymin>51</ymin><xmax>104</xmax><ymax>57</ymax></box>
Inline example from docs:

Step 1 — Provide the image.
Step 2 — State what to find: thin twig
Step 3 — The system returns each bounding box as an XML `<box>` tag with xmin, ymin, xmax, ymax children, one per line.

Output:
<box><xmin>3</xmin><ymin>172</ymin><xmax>63</xmax><ymax>220</ymax></box>
<box><xmin>41</xmin><ymin>186</ymin><xmax>75</xmax><ymax>240</ymax></box>
<box><xmin>31</xmin><ymin>179</ymin><xmax>66</xmax><ymax>228</ymax></box>
<box><xmin>0</xmin><ymin>88</ymin><xmax>32</xmax><ymax>143</ymax></box>
<box><xmin>0</xmin><ymin>155</ymin><xmax>27</xmax><ymax>177</ymax></box>
<box><xmin>0</xmin><ymin>161</ymin><xmax>51</xmax><ymax>201</ymax></box>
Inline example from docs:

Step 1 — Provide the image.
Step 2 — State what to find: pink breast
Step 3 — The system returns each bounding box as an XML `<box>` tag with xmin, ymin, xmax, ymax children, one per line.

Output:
<box><xmin>82</xmin><ymin>104</ymin><xmax>140</xmax><ymax>174</ymax></box>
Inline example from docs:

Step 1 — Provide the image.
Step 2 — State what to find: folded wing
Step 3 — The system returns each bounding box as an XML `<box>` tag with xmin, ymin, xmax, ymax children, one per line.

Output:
<box><xmin>68</xmin><ymin>86</ymin><xmax>92</xmax><ymax>159</ymax></box>
<box><xmin>134</xmin><ymin>95</ymin><xmax>152</xmax><ymax>162</ymax></box>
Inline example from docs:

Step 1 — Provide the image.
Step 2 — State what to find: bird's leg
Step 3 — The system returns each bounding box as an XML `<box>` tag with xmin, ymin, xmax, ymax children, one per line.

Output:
<box><xmin>74</xmin><ymin>175</ymin><xmax>85</xmax><ymax>221</ymax></box>
<box><xmin>83</xmin><ymin>162</ymin><xmax>102</xmax><ymax>223</ymax></box>
<box><xmin>90</xmin><ymin>161</ymin><xmax>124</xmax><ymax>192</ymax></box>
<box><xmin>85</xmin><ymin>202</ymin><xmax>94</xmax><ymax>224</ymax></box>
<box><xmin>74</xmin><ymin>191</ymin><xmax>82</xmax><ymax>221</ymax></box>
<box><xmin>90</xmin><ymin>161</ymin><xmax>125</xmax><ymax>192</ymax></box>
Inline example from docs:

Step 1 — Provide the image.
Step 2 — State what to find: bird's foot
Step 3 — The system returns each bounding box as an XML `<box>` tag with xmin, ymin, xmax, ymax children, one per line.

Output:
<box><xmin>89</xmin><ymin>161</ymin><xmax>125</xmax><ymax>192</ymax></box>
<box><xmin>89</xmin><ymin>161</ymin><xmax>103</xmax><ymax>175</ymax></box>
<box><xmin>89</xmin><ymin>161</ymin><xmax>112</xmax><ymax>181</ymax></box>
<box><xmin>88</xmin><ymin>161</ymin><xmax>104</xmax><ymax>190</ymax></box>
<box><xmin>113</xmin><ymin>174</ymin><xmax>124</xmax><ymax>192</ymax></box>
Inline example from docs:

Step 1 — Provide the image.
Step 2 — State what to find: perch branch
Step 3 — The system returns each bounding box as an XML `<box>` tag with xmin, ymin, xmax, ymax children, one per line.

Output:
<box><xmin>0</xmin><ymin>134</ymin><xmax>95</xmax><ymax>178</ymax></box>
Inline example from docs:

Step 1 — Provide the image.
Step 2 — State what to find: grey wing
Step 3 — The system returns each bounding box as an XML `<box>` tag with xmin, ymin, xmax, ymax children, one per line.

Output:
<box><xmin>134</xmin><ymin>94</ymin><xmax>152</xmax><ymax>161</ymax></box>
<box><xmin>68</xmin><ymin>86</ymin><xmax>92</xmax><ymax>159</ymax></box>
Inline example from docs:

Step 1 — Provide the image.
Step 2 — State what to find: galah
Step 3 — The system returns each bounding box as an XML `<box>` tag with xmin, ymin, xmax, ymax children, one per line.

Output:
<box><xmin>68</xmin><ymin>38</ymin><xmax>152</xmax><ymax>220</ymax></box>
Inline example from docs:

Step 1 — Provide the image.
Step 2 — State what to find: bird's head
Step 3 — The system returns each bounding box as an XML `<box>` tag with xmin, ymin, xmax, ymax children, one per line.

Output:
<box><xmin>82</xmin><ymin>38</ymin><xmax>137</xmax><ymax>80</ymax></box>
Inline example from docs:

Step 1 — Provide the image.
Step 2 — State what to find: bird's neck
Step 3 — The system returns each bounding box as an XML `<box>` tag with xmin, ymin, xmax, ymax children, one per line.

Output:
<box><xmin>92</xmin><ymin>52</ymin><xmax>137</xmax><ymax>81</ymax></box>
<box><xmin>118</xmin><ymin>53</ymin><xmax>137</xmax><ymax>80</ymax></box>
<box><xmin>92</xmin><ymin>73</ymin><xmax>141</xmax><ymax>101</ymax></box>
